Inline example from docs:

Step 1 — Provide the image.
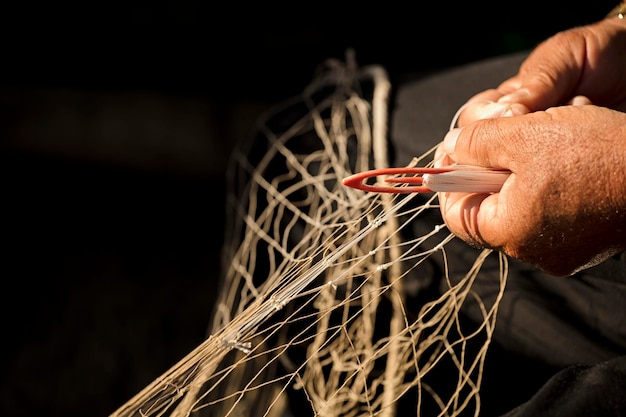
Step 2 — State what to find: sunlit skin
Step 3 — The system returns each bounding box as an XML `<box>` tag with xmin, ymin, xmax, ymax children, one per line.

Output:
<box><xmin>436</xmin><ymin>16</ymin><xmax>626</xmax><ymax>277</ymax></box>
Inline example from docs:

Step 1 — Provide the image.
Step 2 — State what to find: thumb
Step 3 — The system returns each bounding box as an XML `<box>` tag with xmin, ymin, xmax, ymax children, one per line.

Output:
<box><xmin>494</xmin><ymin>26</ymin><xmax>592</xmax><ymax>111</ymax></box>
<box><xmin>442</xmin><ymin>118</ymin><xmax>519</xmax><ymax>169</ymax></box>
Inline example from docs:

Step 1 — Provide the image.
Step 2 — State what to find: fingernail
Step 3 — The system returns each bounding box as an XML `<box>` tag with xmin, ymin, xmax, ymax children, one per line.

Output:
<box><xmin>443</xmin><ymin>128</ymin><xmax>461</xmax><ymax>156</ymax></box>
<box><xmin>570</xmin><ymin>95</ymin><xmax>592</xmax><ymax>106</ymax></box>
<box><xmin>479</xmin><ymin>102</ymin><xmax>512</xmax><ymax>119</ymax></box>
<box><xmin>498</xmin><ymin>88</ymin><xmax>530</xmax><ymax>104</ymax></box>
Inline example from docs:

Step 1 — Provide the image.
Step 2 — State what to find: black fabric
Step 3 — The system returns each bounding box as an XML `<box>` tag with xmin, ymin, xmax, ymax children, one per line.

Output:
<box><xmin>501</xmin><ymin>355</ymin><xmax>626</xmax><ymax>417</ymax></box>
<box><xmin>390</xmin><ymin>51</ymin><xmax>626</xmax><ymax>416</ymax></box>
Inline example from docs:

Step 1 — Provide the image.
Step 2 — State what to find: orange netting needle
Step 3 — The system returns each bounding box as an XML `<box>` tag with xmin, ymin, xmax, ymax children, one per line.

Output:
<box><xmin>342</xmin><ymin>166</ymin><xmax>511</xmax><ymax>194</ymax></box>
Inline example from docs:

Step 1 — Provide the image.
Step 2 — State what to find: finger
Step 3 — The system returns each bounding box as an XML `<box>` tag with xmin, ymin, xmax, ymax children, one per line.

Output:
<box><xmin>568</xmin><ymin>95</ymin><xmax>593</xmax><ymax>105</ymax></box>
<box><xmin>456</xmin><ymin>87</ymin><xmax>530</xmax><ymax>127</ymax></box>
<box><xmin>442</xmin><ymin>118</ymin><xmax>519</xmax><ymax>169</ymax></box>
<box><xmin>433</xmin><ymin>145</ymin><xmax>452</xmax><ymax>168</ymax></box>
<box><xmin>438</xmin><ymin>191</ymin><xmax>501</xmax><ymax>249</ymax></box>
<box><xmin>457</xmin><ymin>101</ymin><xmax>529</xmax><ymax>127</ymax></box>
<box><xmin>455</xmin><ymin>89</ymin><xmax>500</xmax><ymax>127</ymax></box>
<box><xmin>497</xmin><ymin>32</ymin><xmax>587</xmax><ymax>110</ymax></box>
<box><xmin>498</xmin><ymin>76</ymin><xmax>522</xmax><ymax>92</ymax></box>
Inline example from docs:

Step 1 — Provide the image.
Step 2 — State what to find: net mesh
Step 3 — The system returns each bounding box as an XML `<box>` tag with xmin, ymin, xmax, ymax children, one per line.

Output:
<box><xmin>110</xmin><ymin>52</ymin><xmax>508</xmax><ymax>417</ymax></box>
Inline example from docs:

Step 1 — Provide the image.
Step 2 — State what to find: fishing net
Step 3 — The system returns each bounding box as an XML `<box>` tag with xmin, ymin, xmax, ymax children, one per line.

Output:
<box><xmin>110</xmin><ymin>51</ymin><xmax>508</xmax><ymax>417</ymax></box>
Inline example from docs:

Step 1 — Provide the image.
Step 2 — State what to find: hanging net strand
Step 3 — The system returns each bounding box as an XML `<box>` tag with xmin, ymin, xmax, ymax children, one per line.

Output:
<box><xmin>109</xmin><ymin>51</ymin><xmax>508</xmax><ymax>417</ymax></box>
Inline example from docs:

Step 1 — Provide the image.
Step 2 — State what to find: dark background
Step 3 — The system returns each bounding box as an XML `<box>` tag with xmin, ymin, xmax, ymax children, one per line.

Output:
<box><xmin>0</xmin><ymin>2</ymin><xmax>618</xmax><ymax>416</ymax></box>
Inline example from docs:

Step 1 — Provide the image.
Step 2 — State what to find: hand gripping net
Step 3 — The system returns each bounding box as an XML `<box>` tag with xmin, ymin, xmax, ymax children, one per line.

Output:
<box><xmin>110</xmin><ymin>52</ymin><xmax>509</xmax><ymax>417</ymax></box>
